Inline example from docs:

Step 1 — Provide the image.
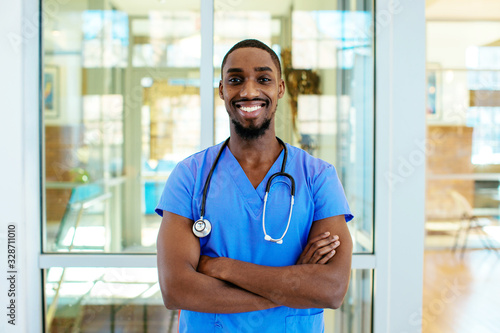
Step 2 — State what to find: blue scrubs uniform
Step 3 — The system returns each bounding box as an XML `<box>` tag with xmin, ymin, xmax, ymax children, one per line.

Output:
<box><xmin>156</xmin><ymin>141</ymin><xmax>353</xmax><ymax>333</ymax></box>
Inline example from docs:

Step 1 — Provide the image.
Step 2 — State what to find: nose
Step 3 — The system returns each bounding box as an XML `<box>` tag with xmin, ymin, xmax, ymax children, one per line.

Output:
<box><xmin>240</xmin><ymin>80</ymin><xmax>260</xmax><ymax>98</ymax></box>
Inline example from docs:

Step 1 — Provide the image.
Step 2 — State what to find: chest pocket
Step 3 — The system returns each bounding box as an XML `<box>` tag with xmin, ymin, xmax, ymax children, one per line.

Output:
<box><xmin>285</xmin><ymin>311</ymin><xmax>324</xmax><ymax>333</ymax></box>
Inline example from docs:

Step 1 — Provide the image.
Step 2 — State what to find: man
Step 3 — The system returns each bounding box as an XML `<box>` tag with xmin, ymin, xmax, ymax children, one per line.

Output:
<box><xmin>156</xmin><ymin>39</ymin><xmax>353</xmax><ymax>332</ymax></box>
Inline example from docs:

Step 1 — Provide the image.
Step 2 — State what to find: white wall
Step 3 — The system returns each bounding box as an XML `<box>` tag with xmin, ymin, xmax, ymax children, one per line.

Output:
<box><xmin>374</xmin><ymin>0</ymin><xmax>426</xmax><ymax>331</ymax></box>
<box><xmin>0</xmin><ymin>1</ymin><xmax>24</xmax><ymax>329</ymax></box>
<box><xmin>0</xmin><ymin>0</ymin><xmax>42</xmax><ymax>331</ymax></box>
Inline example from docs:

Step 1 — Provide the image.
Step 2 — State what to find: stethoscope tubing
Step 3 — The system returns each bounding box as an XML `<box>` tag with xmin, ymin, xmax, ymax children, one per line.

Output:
<box><xmin>199</xmin><ymin>138</ymin><xmax>230</xmax><ymax>219</ymax></box>
<box><xmin>195</xmin><ymin>137</ymin><xmax>295</xmax><ymax>244</ymax></box>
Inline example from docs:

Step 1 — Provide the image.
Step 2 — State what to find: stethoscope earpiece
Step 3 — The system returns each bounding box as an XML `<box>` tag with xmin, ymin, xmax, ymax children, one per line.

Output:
<box><xmin>264</xmin><ymin>234</ymin><xmax>284</xmax><ymax>244</ymax></box>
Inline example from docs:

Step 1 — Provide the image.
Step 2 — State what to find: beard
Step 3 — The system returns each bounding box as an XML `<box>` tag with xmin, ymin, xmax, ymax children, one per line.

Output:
<box><xmin>231</xmin><ymin>117</ymin><xmax>272</xmax><ymax>140</ymax></box>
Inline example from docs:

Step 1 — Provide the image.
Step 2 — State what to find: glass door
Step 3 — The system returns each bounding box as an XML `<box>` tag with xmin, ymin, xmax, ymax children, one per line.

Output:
<box><xmin>40</xmin><ymin>1</ymin><xmax>375</xmax><ymax>331</ymax></box>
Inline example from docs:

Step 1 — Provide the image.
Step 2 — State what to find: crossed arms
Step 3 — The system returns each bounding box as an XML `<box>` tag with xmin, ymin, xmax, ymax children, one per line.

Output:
<box><xmin>156</xmin><ymin>211</ymin><xmax>352</xmax><ymax>313</ymax></box>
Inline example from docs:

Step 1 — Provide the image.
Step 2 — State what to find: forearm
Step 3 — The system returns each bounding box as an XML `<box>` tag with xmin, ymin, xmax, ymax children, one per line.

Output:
<box><xmin>160</xmin><ymin>266</ymin><xmax>279</xmax><ymax>313</ymax></box>
<box><xmin>197</xmin><ymin>216</ymin><xmax>353</xmax><ymax>309</ymax></box>
<box><xmin>202</xmin><ymin>258</ymin><xmax>349</xmax><ymax>309</ymax></box>
<box><xmin>157</xmin><ymin>212</ymin><xmax>278</xmax><ymax>314</ymax></box>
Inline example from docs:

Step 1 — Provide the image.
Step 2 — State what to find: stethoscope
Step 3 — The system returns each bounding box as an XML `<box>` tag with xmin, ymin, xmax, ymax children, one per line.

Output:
<box><xmin>192</xmin><ymin>137</ymin><xmax>295</xmax><ymax>244</ymax></box>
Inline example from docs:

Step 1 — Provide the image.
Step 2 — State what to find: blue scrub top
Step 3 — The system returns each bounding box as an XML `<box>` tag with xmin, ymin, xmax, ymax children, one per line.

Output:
<box><xmin>156</xmin><ymin>141</ymin><xmax>353</xmax><ymax>333</ymax></box>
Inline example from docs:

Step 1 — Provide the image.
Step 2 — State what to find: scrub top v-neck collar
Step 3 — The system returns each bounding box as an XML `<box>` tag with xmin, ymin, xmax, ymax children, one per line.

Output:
<box><xmin>223</xmin><ymin>144</ymin><xmax>286</xmax><ymax>219</ymax></box>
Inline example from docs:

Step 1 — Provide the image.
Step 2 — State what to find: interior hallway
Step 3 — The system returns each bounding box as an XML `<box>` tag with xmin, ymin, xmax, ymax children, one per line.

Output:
<box><xmin>423</xmin><ymin>250</ymin><xmax>500</xmax><ymax>332</ymax></box>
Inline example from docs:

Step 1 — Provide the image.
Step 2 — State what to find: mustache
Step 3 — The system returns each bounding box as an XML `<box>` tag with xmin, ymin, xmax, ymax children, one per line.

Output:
<box><xmin>232</xmin><ymin>98</ymin><xmax>269</xmax><ymax>105</ymax></box>
<box><xmin>231</xmin><ymin>97</ymin><xmax>269</xmax><ymax>106</ymax></box>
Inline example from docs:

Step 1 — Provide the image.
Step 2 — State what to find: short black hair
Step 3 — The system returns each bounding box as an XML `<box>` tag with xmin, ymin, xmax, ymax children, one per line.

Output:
<box><xmin>220</xmin><ymin>39</ymin><xmax>282</xmax><ymax>79</ymax></box>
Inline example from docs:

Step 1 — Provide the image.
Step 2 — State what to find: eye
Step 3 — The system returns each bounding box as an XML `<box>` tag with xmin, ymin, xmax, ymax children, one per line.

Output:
<box><xmin>228</xmin><ymin>77</ymin><xmax>242</xmax><ymax>83</ymax></box>
<box><xmin>259</xmin><ymin>77</ymin><xmax>271</xmax><ymax>83</ymax></box>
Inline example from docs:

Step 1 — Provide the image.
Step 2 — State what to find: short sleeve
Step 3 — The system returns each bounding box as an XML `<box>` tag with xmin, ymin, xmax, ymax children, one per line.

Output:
<box><xmin>313</xmin><ymin>165</ymin><xmax>353</xmax><ymax>222</ymax></box>
<box><xmin>155</xmin><ymin>161</ymin><xmax>195</xmax><ymax>220</ymax></box>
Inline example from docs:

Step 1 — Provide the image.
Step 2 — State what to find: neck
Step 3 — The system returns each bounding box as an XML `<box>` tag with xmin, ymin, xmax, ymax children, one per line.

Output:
<box><xmin>227</xmin><ymin>130</ymin><xmax>282</xmax><ymax>165</ymax></box>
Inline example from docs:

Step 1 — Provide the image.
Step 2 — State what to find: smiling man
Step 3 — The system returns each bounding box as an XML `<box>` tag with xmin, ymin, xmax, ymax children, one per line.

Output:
<box><xmin>156</xmin><ymin>39</ymin><xmax>353</xmax><ymax>332</ymax></box>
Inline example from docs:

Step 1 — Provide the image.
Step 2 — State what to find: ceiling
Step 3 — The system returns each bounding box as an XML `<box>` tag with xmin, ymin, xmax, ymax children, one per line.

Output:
<box><xmin>426</xmin><ymin>0</ymin><xmax>500</xmax><ymax>20</ymax></box>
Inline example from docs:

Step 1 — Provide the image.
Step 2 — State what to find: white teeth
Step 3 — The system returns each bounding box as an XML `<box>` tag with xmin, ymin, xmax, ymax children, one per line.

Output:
<box><xmin>239</xmin><ymin>105</ymin><xmax>262</xmax><ymax>112</ymax></box>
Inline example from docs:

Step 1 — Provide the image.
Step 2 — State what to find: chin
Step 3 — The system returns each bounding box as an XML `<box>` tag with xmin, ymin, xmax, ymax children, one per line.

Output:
<box><xmin>232</xmin><ymin>118</ymin><xmax>271</xmax><ymax>140</ymax></box>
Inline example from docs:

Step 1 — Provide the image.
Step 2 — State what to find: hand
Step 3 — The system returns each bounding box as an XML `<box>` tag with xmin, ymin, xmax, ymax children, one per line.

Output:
<box><xmin>296</xmin><ymin>232</ymin><xmax>340</xmax><ymax>265</ymax></box>
<box><xmin>197</xmin><ymin>255</ymin><xmax>220</xmax><ymax>278</ymax></box>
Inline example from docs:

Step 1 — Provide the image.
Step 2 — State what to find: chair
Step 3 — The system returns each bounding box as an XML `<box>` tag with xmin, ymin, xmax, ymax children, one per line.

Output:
<box><xmin>449</xmin><ymin>190</ymin><xmax>499</xmax><ymax>257</ymax></box>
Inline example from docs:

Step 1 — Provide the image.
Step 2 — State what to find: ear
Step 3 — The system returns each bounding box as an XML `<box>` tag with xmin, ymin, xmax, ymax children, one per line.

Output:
<box><xmin>218</xmin><ymin>80</ymin><xmax>224</xmax><ymax>100</ymax></box>
<box><xmin>278</xmin><ymin>78</ymin><xmax>285</xmax><ymax>99</ymax></box>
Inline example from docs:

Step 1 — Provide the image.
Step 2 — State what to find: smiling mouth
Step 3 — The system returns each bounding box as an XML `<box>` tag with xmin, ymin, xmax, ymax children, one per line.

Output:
<box><xmin>239</xmin><ymin>105</ymin><xmax>263</xmax><ymax>112</ymax></box>
<box><xmin>234</xmin><ymin>100</ymin><xmax>267</xmax><ymax>113</ymax></box>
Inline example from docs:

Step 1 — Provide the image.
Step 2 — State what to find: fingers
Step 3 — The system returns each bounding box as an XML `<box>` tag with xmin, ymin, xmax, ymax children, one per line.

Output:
<box><xmin>316</xmin><ymin>246</ymin><xmax>337</xmax><ymax>264</ymax></box>
<box><xmin>297</xmin><ymin>232</ymin><xmax>340</xmax><ymax>265</ymax></box>
<box><xmin>316</xmin><ymin>251</ymin><xmax>334</xmax><ymax>264</ymax></box>
<box><xmin>302</xmin><ymin>231</ymin><xmax>331</xmax><ymax>252</ymax></box>
<box><xmin>297</xmin><ymin>232</ymin><xmax>333</xmax><ymax>264</ymax></box>
<box><xmin>308</xmin><ymin>239</ymin><xmax>340</xmax><ymax>264</ymax></box>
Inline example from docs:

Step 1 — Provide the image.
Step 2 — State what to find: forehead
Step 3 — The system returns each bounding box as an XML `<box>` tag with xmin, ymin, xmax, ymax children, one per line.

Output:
<box><xmin>224</xmin><ymin>47</ymin><xmax>278</xmax><ymax>74</ymax></box>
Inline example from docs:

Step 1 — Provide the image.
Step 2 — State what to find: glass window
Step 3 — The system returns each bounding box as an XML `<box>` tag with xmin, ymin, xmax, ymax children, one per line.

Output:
<box><xmin>45</xmin><ymin>267</ymin><xmax>371</xmax><ymax>333</ymax></box>
<box><xmin>42</xmin><ymin>1</ymin><xmax>201</xmax><ymax>253</ymax></box>
<box><xmin>43</xmin><ymin>1</ymin><xmax>374</xmax><ymax>255</ymax></box>
<box><xmin>41</xmin><ymin>1</ymin><xmax>375</xmax><ymax>332</ymax></box>
<box><xmin>214</xmin><ymin>1</ymin><xmax>374</xmax><ymax>253</ymax></box>
<box><xmin>44</xmin><ymin>267</ymin><xmax>173</xmax><ymax>332</ymax></box>
<box><xmin>132</xmin><ymin>12</ymin><xmax>201</xmax><ymax>68</ymax></box>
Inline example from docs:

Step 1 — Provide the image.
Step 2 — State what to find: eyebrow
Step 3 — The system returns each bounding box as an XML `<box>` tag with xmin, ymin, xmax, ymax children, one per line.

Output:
<box><xmin>255</xmin><ymin>66</ymin><xmax>273</xmax><ymax>72</ymax></box>
<box><xmin>226</xmin><ymin>66</ymin><xmax>274</xmax><ymax>74</ymax></box>
<box><xmin>226</xmin><ymin>68</ymin><xmax>243</xmax><ymax>74</ymax></box>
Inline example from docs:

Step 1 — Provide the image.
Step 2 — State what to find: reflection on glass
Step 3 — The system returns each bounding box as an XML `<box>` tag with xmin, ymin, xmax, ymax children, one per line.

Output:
<box><xmin>47</xmin><ymin>183</ymin><xmax>109</xmax><ymax>252</ymax></box>
<box><xmin>292</xmin><ymin>11</ymin><xmax>371</xmax><ymax>69</ymax></box>
<box><xmin>43</xmin><ymin>1</ymin><xmax>201</xmax><ymax>253</ymax></box>
<box><xmin>214</xmin><ymin>2</ymin><xmax>374</xmax><ymax>253</ymax></box>
<box><xmin>213</xmin><ymin>11</ymin><xmax>272</xmax><ymax>67</ymax></box>
<box><xmin>133</xmin><ymin>12</ymin><xmax>201</xmax><ymax>67</ymax></box>
<box><xmin>325</xmin><ymin>269</ymin><xmax>373</xmax><ymax>333</ymax></box>
<box><xmin>129</xmin><ymin>7</ymin><xmax>202</xmax><ymax>252</ymax></box>
<box><xmin>44</xmin><ymin>5</ymin><xmax>127</xmax><ymax>252</ymax></box>
<box><xmin>45</xmin><ymin>267</ymin><xmax>371</xmax><ymax>333</ymax></box>
<box><xmin>45</xmin><ymin>267</ymin><xmax>176</xmax><ymax>332</ymax></box>
<box><xmin>141</xmin><ymin>79</ymin><xmax>201</xmax><ymax>225</ymax></box>
<box><xmin>43</xmin><ymin>1</ymin><xmax>372</xmax><ymax>253</ymax></box>
<box><xmin>82</xmin><ymin>10</ymin><xmax>129</xmax><ymax>68</ymax></box>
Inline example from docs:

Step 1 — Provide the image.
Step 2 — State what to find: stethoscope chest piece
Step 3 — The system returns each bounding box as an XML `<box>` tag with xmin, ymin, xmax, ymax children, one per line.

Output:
<box><xmin>193</xmin><ymin>218</ymin><xmax>211</xmax><ymax>238</ymax></box>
